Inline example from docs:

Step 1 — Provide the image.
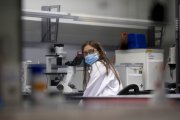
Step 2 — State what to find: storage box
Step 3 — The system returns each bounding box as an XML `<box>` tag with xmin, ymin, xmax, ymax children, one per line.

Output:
<box><xmin>128</xmin><ymin>34</ymin><xmax>147</xmax><ymax>49</ymax></box>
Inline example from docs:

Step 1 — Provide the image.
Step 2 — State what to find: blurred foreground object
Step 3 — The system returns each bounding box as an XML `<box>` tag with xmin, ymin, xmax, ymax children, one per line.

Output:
<box><xmin>29</xmin><ymin>64</ymin><xmax>47</xmax><ymax>105</ymax></box>
<box><xmin>149</xmin><ymin>62</ymin><xmax>168</xmax><ymax>106</ymax></box>
<box><xmin>0</xmin><ymin>0</ymin><xmax>21</xmax><ymax>108</ymax></box>
<box><xmin>21</xmin><ymin>61</ymin><xmax>32</xmax><ymax>94</ymax></box>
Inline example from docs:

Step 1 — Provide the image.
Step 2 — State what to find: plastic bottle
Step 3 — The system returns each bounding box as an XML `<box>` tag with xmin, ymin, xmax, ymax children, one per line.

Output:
<box><xmin>30</xmin><ymin>64</ymin><xmax>47</xmax><ymax>105</ymax></box>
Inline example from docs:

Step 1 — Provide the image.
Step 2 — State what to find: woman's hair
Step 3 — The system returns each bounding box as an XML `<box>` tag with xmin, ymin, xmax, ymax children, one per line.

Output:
<box><xmin>81</xmin><ymin>40</ymin><xmax>121</xmax><ymax>90</ymax></box>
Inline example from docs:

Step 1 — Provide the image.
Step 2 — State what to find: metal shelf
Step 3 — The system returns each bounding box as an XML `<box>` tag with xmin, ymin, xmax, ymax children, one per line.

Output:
<box><xmin>22</xmin><ymin>9</ymin><xmax>169</xmax><ymax>29</ymax></box>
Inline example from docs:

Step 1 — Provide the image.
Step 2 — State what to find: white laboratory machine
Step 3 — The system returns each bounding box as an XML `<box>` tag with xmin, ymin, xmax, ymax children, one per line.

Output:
<box><xmin>115</xmin><ymin>49</ymin><xmax>164</xmax><ymax>91</ymax></box>
<box><xmin>168</xmin><ymin>46</ymin><xmax>176</xmax><ymax>81</ymax></box>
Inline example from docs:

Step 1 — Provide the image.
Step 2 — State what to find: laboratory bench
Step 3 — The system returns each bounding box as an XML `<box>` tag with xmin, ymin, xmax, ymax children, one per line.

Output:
<box><xmin>2</xmin><ymin>92</ymin><xmax>180</xmax><ymax>120</ymax></box>
<box><xmin>63</xmin><ymin>93</ymin><xmax>180</xmax><ymax>106</ymax></box>
<box><xmin>1</xmin><ymin>98</ymin><xmax>180</xmax><ymax>120</ymax></box>
<box><xmin>22</xmin><ymin>91</ymin><xmax>180</xmax><ymax>106</ymax></box>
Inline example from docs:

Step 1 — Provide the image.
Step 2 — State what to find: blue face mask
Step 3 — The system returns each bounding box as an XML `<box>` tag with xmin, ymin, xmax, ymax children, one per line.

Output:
<box><xmin>85</xmin><ymin>53</ymin><xmax>99</xmax><ymax>65</ymax></box>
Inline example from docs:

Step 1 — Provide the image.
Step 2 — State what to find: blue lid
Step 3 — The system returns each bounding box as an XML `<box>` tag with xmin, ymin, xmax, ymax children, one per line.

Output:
<box><xmin>29</xmin><ymin>64</ymin><xmax>45</xmax><ymax>74</ymax></box>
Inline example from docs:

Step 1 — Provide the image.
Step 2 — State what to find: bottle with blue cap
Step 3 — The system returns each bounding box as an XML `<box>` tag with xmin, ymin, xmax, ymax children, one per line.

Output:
<box><xmin>30</xmin><ymin>64</ymin><xmax>47</xmax><ymax>105</ymax></box>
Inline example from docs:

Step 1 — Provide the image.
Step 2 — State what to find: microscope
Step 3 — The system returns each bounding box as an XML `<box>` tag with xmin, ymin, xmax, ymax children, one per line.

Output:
<box><xmin>45</xmin><ymin>44</ymin><xmax>76</xmax><ymax>93</ymax></box>
<box><xmin>166</xmin><ymin>46</ymin><xmax>176</xmax><ymax>93</ymax></box>
<box><xmin>46</xmin><ymin>44</ymin><xmax>66</xmax><ymax>73</ymax></box>
<box><xmin>168</xmin><ymin>46</ymin><xmax>176</xmax><ymax>81</ymax></box>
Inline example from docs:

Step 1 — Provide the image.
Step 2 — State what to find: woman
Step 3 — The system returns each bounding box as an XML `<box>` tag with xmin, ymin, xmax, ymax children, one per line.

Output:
<box><xmin>82</xmin><ymin>40</ymin><xmax>123</xmax><ymax>97</ymax></box>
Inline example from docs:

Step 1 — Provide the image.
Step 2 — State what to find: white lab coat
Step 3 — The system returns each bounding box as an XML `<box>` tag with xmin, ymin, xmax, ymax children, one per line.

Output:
<box><xmin>83</xmin><ymin>61</ymin><xmax>123</xmax><ymax>97</ymax></box>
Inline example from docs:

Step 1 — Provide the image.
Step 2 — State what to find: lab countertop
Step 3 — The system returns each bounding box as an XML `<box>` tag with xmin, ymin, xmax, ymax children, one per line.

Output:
<box><xmin>64</xmin><ymin>93</ymin><xmax>180</xmax><ymax>106</ymax></box>
<box><xmin>2</xmin><ymin>94</ymin><xmax>180</xmax><ymax>120</ymax></box>
<box><xmin>1</xmin><ymin>104</ymin><xmax>180</xmax><ymax>120</ymax></box>
<box><xmin>64</xmin><ymin>92</ymin><xmax>180</xmax><ymax>99</ymax></box>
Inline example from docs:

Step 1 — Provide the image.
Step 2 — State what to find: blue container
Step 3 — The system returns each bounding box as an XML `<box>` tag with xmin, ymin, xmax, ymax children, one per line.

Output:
<box><xmin>128</xmin><ymin>33</ymin><xmax>147</xmax><ymax>49</ymax></box>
